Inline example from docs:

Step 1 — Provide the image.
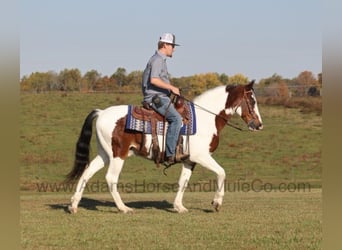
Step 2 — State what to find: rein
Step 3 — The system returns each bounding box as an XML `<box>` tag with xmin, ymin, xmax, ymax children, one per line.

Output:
<box><xmin>180</xmin><ymin>95</ymin><xmax>243</xmax><ymax>131</ymax></box>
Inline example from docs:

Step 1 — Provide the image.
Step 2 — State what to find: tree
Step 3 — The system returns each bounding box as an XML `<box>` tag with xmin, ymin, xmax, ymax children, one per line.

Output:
<box><xmin>295</xmin><ymin>71</ymin><xmax>318</xmax><ymax>87</ymax></box>
<box><xmin>202</xmin><ymin>72</ymin><xmax>222</xmax><ymax>89</ymax></box>
<box><xmin>187</xmin><ymin>73</ymin><xmax>222</xmax><ymax>95</ymax></box>
<box><xmin>20</xmin><ymin>76</ymin><xmax>30</xmax><ymax>91</ymax></box>
<box><xmin>110</xmin><ymin>67</ymin><xmax>127</xmax><ymax>88</ymax></box>
<box><xmin>219</xmin><ymin>73</ymin><xmax>229</xmax><ymax>85</ymax></box>
<box><xmin>20</xmin><ymin>71</ymin><xmax>58</xmax><ymax>93</ymax></box>
<box><xmin>46</xmin><ymin>71</ymin><xmax>59</xmax><ymax>90</ymax></box>
<box><xmin>125</xmin><ymin>70</ymin><xmax>143</xmax><ymax>91</ymax></box>
<box><xmin>94</xmin><ymin>76</ymin><xmax>111</xmax><ymax>92</ymax></box>
<box><xmin>292</xmin><ymin>71</ymin><xmax>318</xmax><ymax>96</ymax></box>
<box><xmin>258</xmin><ymin>73</ymin><xmax>283</xmax><ymax>87</ymax></box>
<box><xmin>262</xmin><ymin>81</ymin><xmax>289</xmax><ymax>98</ymax></box>
<box><xmin>82</xmin><ymin>70</ymin><xmax>101</xmax><ymax>92</ymax></box>
<box><xmin>171</xmin><ymin>76</ymin><xmax>193</xmax><ymax>96</ymax></box>
<box><xmin>58</xmin><ymin>68</ymin><xmax>82</xmax><ymax>91</ymax></box>
<box><xmin>227</xmin><ymin>73</ymin><xmax>248</xmax><ymax>85</ymax></box>
<box><xmin>318</xmin><ymin>73</ymin><xmax>322</xmax><ymax>87</ymax></box>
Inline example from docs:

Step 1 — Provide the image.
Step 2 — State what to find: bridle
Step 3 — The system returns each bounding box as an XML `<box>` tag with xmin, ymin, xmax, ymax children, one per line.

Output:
<box><xmin>238</xmin><ymin>90</ymin><xmax>260</xmax><ymax>128</ymax></box>
<box><xmin>181</xmin><ymin>90</ymin><xmax>258</xmax><ymax>131</ymax></box>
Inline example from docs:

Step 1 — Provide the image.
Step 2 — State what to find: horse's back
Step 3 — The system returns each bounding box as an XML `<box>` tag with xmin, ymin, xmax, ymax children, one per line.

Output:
<box><xmin>97</xmin><ymin>105</ymin><xmax>128</xmax><ymax>121</ymax></box>
<box><xmin>96</xmin><ymin>105</ymin><xmax>128</xmax><ymax>138</ymax></box>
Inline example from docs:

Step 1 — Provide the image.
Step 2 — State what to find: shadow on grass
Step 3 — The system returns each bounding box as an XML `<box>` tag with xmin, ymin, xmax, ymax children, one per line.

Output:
<box><xmin>48</xmin><ymin>197</ymin><xmax>175</xmax><ymax>213</ymax></box>
<box><xmin>48</xmin><ymin>197</ymin><xmax>215</xmax><ymax>213</ymax></box>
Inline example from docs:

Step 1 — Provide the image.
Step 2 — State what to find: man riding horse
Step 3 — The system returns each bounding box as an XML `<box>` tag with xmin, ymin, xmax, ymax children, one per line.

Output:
<box><xmin>66</xmin><ymin>34</ymin><xmax>263</xmax><ymax>214</ymax></box>
<box><xmin>142</xmin><ymin>33</ymin><xmax>189</xmax><ymax>167</ymax></box>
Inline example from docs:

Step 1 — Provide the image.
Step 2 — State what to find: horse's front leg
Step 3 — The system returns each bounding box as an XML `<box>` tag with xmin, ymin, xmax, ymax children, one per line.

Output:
<box><xmin>194</xmin><ymin>154</ymin><xmax>226</xmax><ymax>212</ymax></box>
<box><xmin>174</xmin><ymin>164</ymin><xmax>194</xmax><ymax>213</ymax></box>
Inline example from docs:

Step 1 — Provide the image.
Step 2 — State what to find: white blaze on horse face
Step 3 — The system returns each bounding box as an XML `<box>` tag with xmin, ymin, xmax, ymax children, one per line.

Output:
<box><xmin>251</xmin><ymin>92</ymin><xmax>263</xmax><ymax>124</ymax></box>
<box><xmin>233</xmin><ymin>106</ymin><xmax>242</xmax><ymax>116</ymax></box>
<box><xmin>230</xmin><ymin>92</ymin><xmax>262</xmax><ymax>126</ymax></box>
<box><xmin>225</xmin><ymin>107</ymin><xmax>235</xmax><ymax>116</ymax></box>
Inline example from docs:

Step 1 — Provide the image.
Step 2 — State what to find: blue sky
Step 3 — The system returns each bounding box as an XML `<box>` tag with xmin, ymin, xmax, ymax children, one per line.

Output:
<box><xmin>20</xmin><ymin>0</ymin><xmax>321</xmax><ymax>81</ymax></box>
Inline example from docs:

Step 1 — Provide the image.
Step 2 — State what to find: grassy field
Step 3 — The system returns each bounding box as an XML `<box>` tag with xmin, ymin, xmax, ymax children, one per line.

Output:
<box><xmin>21</xmin><ymin>190</ymin><xmax>322</xmax><ymax>249</ymax></box>
<box><xmin>20</xmin><ymin>92</ymin><xmax>322</xmax><ymax>249</ymax></box>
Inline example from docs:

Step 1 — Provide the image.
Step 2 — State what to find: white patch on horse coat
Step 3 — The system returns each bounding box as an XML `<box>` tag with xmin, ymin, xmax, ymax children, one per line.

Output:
<box><xmin>251</xmin><ymin>92</ymin><xmax>263</xmax><ymax>124</ymax></box>
<box><xmin>234</xmin><ymin>107</ymin><xmax>242</xmax><ymax>116</ymax></box>
<box><xmin>189</xmin><ymin>86</ymin><xmax>228</xmax><ymax>154</ymax></box>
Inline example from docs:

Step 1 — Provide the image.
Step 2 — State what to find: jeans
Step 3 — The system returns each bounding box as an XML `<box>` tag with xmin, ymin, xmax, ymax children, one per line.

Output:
<box><xmin>151</xmin><ymin>95</ymin><xmax>182</xmax><ymax>158</ymax></box>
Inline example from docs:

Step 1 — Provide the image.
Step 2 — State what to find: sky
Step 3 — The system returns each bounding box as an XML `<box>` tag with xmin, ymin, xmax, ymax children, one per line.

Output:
<box><xmin>20</xmin><ymin>0</ymin><xmax>321</xmax><ymax>81</ymax></box>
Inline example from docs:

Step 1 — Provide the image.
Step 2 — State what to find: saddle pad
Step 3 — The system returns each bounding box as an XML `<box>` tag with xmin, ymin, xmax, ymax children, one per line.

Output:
<box><xmin>125</xmin><ymin>103</ymin><xmax>196</xmax><ymax>135</ymax></box>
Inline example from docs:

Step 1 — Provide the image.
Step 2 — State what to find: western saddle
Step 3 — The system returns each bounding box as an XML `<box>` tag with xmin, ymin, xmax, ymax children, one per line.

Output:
<box><xmin>131</xmin><ymin>95</ymin><xmax>190</xmax><ymax>167</ymax></box>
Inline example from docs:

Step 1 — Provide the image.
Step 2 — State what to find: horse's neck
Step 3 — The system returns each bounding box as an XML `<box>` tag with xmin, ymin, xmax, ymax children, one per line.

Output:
<box><xmin>193</xmin><ymin>86</ymin><xmax>228</xmax><ymax>115</ymax></box>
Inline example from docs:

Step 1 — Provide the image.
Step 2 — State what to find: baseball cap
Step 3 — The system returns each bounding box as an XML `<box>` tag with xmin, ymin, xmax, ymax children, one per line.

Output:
<box><xmin>159</xmin><ymin>33</ymin><xmax>180</xmax><ymax>46</ymax></box>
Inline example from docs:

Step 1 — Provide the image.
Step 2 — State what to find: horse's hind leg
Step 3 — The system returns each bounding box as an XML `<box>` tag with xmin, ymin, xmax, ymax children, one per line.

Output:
<box><xmin>106</xmin><ymin>157</ymin><xmax>133</xmax><ymax>213</ymax></box>
<box><xmin>69</xmin><ymin>155</ymin><xmax>105</xmax><ymax>213</ymax></box>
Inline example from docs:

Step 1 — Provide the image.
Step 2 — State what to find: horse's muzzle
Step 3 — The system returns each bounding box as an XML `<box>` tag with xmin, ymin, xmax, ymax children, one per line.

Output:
<box><xmin>248</xmin><ymin>120</ymin><xmax>263</xmax><ymax>131</ymax></box>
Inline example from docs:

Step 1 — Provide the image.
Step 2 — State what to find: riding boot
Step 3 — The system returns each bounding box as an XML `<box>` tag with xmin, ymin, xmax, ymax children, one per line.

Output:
<box><xmin>175</xmin><ymin>133</ymin><xmax>189</xmax><ymax>162</ymax></box>
<box><xmin>163</xmin><ymin>153</ymin><xmax>190</xmax><ymax>167</ymax></box>
<box><xmin>163</xmin><ymin>138</ymin><xmax>189</xmax><ymax>167</ymax></box>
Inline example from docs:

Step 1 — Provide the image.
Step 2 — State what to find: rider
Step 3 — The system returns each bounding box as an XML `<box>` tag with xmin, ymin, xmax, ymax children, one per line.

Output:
<box><xmin>142</xmin><ymin>33</ymin><xmax>189</xmax><ymax>167</ymax></box>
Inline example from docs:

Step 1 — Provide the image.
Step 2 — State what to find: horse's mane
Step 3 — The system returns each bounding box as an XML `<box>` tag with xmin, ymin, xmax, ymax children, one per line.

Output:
<box><xmin>191</xmin><ymin>85</ymin><xmax>228</xmax><ymax>114</ymax></box>
<box><xmin>192</xmin><ymin>84</ymin><xmax>249</xmax><ymax>111</ymax></box>
<box><xmin>193</xmin><ymin>85</ymin><xmax>227</xmax><ymax>104</ymax></box>
<box><xmin>194</xmin><ymin>83</ymin><xmax>243</xmax><ymax>102</ymax></box>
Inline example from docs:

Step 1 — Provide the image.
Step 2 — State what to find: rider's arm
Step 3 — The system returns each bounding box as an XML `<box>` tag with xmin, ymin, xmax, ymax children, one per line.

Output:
<box><xmin>150</xmin><ymin>77</ymin><xmax>180</xmax><ymax>96</ymax></box>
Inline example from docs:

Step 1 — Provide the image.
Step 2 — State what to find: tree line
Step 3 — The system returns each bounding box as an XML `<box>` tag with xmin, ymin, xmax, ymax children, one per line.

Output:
<box><xmin>20</xmin><ymin>68</ymin><xmax>322</xmax><ymax>98</ymax></box>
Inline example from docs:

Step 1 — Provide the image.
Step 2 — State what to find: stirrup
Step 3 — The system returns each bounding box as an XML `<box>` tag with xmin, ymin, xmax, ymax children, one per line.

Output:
<box><xmin>175</xmin><ymin>153</ymin><xmax>190</xmax><ymax>163</ymax></box>
<box><xmin>163</xmin><ymin>157</ymin><xmax>175</xmax><ymax>176</ymax></box>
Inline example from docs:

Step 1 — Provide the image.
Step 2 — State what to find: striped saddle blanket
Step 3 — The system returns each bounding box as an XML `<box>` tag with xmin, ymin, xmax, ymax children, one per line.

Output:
<box><xmin>125</xmin><ymin>103</ymin><xmax>197</xmax><ymax>135</ymax></box>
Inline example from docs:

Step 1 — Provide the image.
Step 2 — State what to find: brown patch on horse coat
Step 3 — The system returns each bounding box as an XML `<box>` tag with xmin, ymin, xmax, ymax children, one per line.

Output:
<box><xmin>209</xmin><ymin>110</ymin><xmax>231</xmax><ymax>152</ymax></box>
<box><xmin>225</xmin><ymin>85</ymin><xmax>244</xmax><ymax>109</ymax></box>
<box><xmin>209</xmin><ymin>85</ymin><xmax>244</xmax><ymax>153</ymax></box>
<box><xmin>111</xmin><ymin>116</ymin><xmax>148</xmax><ymax>159</ymax></box>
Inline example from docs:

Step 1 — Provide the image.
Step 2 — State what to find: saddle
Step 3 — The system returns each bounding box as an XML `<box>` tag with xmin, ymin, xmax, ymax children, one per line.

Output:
<box><xmin>132</xmin><ymin>95</ymin><xmax>190</xmax><ymax>124</ymax></box>
<box><xmin>131</xmin><ymin>95</ymin><xmax>190</xmax><ymax>167</ymax></box>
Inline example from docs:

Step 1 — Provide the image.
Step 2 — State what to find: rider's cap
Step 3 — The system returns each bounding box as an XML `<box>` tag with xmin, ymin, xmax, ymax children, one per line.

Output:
<box><xmin>159</xmin><ymin>33</ymin><xmax>180</xmax><ymax>46</ymax></box>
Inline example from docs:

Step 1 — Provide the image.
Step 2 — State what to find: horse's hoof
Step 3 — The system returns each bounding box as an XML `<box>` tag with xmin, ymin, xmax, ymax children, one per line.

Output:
<box><xmin>211</xmin><ymin>201</ymin><xmax>221</xmax><ymax>212</ymax></box>
<box><xmin>174</xmin><ymin>205</ymin><xmax>189</xmax><ymax>213</ymax></box>
<box><xmin>68</xmin><ymin>205</ymin><xmax>77</xmax><ymax>214</ymax></box>
<box><xmin>121</xmin><ymin>207</ymin><xmax>134</xmax><ymax>214</ymax></box>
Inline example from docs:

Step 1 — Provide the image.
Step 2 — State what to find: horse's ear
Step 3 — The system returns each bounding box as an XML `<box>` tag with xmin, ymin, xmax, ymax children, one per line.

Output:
<box><xmin>246</xmin><ymin>80</ymin><xmax>255</xmax><ymax>91</ymax></box>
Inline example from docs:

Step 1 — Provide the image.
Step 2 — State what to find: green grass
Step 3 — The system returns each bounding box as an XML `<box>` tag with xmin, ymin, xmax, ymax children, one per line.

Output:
<box><xmin>20</xmin><ymin>92</ymin><xmax>322</xmax><ymax>249</ymax></box>
<box><xmin>21</xmin><ymin>190</ymin><xmax>322</xmax><ymax>249</ymax></box>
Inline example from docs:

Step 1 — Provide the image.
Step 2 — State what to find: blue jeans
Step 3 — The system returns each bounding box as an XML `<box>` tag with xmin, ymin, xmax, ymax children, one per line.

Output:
<box><xmin>151</xmin><ymin>96</ymin><xmax>182</xmax><ymax>158</ymax></box>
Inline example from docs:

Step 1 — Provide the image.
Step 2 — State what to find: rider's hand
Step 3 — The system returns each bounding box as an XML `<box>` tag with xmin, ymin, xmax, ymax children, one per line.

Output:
<box><xmin>170</xmin><ymin>86</ymin><xmax>180</xmax><ymax>96</ymax></box>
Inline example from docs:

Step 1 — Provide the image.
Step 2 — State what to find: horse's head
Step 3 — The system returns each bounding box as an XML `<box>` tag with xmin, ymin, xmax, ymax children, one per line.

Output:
<box><xmin>225</xmin><ymin>80</ymin><xmax>263</xmax><ymax>131</ymax></box>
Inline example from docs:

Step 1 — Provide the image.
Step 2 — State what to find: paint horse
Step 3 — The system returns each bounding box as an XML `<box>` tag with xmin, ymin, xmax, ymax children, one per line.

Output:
<box><xmin>66</xmin><ymin>81</ymin><xmax>263</xmax><ymax>213</ymax></box>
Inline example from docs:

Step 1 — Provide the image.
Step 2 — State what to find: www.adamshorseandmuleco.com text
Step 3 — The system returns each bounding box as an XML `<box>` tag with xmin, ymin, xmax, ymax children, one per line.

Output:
<box><xmin>35</xmin><ymin>178</ymin><xmax>312</xmax><ymax>193</ymax></box>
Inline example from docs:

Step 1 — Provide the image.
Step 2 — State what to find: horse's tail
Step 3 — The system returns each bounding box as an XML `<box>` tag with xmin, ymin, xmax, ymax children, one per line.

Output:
<box><xmin>65</xmin><ymin>109</ymin><xmax>100</xmax><ymax>182</ymax></box>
